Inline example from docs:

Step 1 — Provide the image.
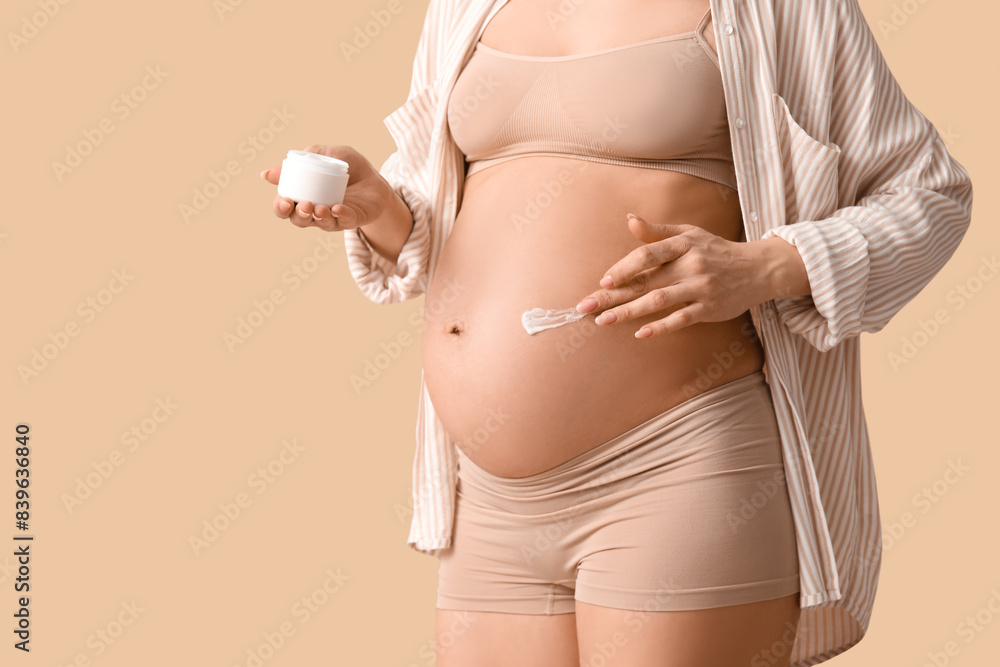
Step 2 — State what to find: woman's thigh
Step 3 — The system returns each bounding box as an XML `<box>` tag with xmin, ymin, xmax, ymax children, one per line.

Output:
<box><xmin>575</xmin><ymin>594</ymin><xmax>801</xmax><ymax>667</ymax></box>
<box><xmin>435</xmin><ymin>609</ymin><xmax>579</xmax><ymax>667</ymax></box>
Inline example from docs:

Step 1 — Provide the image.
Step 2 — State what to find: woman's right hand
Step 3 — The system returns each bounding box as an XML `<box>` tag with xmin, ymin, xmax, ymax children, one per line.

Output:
<box><xmin>260</xmin><ymin>144</ymin><xmax>393</xmax><ymax>232</ymax></box>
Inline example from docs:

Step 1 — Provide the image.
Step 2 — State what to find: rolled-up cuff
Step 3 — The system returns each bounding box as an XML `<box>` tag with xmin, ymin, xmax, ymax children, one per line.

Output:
<box><xmin>761</xmin><ymin>217</ymin><xmax>870</xmax><ymax>352</ymax></box>
<box><xmin>342</xmin><ymin>170</ymin><xmax>430</xmax><ymax>304</ymax></box>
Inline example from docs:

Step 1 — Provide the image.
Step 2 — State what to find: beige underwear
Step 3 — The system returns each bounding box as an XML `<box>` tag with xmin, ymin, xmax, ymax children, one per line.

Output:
<box><xmin>436</xmin><ymin>370</ymin><xmax>800</xmax><ymax>614</ymax></box>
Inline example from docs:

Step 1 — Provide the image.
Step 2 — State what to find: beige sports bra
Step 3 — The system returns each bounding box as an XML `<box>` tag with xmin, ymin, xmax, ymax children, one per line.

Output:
<box><xmin>448</xmin><ymin>7</ymin><xmax>738</xmax><ymax>191</ymax></box>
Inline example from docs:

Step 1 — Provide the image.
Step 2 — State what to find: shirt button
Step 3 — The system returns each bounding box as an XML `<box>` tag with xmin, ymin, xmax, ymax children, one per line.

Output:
<box><xmin>763</xmin><ymin>304</ymin><xmax>776</xmax><ymax>319</ymax></box>
<box><xmin>735</xmin><ymin>117</ymin><xmax>746</xmax><ymax>129</ymax></box>
<box><xmin>723</xmin><ymin>23</ymin><xmax>734</xmax><ymax>35</ymax></box>
<box><xmin>750</xmin><ymin>211</ymin><xmax>759</xmax><ymax>223</ymax></box>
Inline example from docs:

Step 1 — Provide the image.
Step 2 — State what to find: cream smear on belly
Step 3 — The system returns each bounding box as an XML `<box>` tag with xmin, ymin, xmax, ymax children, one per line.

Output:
<box><xmin>521</xmin><ymin>307</ymin><xmax>588</xmax><ymax>335</ymax></box>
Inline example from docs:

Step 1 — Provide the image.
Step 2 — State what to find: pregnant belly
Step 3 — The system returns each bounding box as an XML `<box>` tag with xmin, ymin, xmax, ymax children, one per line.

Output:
<box><xmin>421</xmin><ymin>157</ymin><xmax>765</xmax><ymax>478</ymax></box>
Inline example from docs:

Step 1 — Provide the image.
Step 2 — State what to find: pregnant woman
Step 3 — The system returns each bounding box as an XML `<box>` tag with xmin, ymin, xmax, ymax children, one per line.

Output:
<box><xmin>262</xmin><ymin>1</ymin><xmax>973</xmax><ymax>664</ymax></box>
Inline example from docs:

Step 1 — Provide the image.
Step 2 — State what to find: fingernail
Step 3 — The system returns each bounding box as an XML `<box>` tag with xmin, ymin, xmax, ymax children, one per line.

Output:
<box><xmin>600</xmin><ymin>275</ymin><xmax>614</xmax><ymax>288</ymax></box>
<box><xmin>259</xmin><ymin>169</ymin><xmax>268</xmax><ymax>179</ymax></box>
<box><xmin>626</xmin><ymin>212</ymin><xmax>637</xmax><ymax>221</ymax></box>
<box><xmin>279</xmin><ymin>201</ymin><xmax>291</xmax><ymax>213</ymax></box>
<box><xmin>596</xmin><ymin>311</ymin><xmax>617</xmax><ymax>325</ymax></box>
<box><xmin>575</xmin><ymin>298</ymin><xmax>597</xmax><ymax>313</ymax></box>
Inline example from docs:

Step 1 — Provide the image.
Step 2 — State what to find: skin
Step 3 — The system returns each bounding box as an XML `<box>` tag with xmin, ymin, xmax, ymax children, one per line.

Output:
<box><xmin>263</xmin><ymin>1</ymin><xmax>810</xmax><ymax>663</ymax></box>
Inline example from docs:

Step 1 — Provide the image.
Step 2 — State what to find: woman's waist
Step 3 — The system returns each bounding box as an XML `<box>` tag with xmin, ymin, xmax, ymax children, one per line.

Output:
<box><xmin>458</xmin><ymin>155</ymin><xmax>743</xmax><ymax>240</ymax></box>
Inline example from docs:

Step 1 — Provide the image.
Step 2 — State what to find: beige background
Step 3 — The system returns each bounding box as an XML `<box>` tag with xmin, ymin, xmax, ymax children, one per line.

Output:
<box><xmin>1</xmin><ymin>0</ymin><xmax>996</xmax><ymax>664</ymax></box>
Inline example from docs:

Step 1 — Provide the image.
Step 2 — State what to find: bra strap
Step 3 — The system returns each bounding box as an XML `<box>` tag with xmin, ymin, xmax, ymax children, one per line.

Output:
<box><xmin>696</xmin><ymin>6</ymin><xmax>713</xmax><ymax>37</ymax></box>
<box><xmin>693</xmin><ymin>6</ymin><xmax>720</xmax><ymax>69</ymax></box>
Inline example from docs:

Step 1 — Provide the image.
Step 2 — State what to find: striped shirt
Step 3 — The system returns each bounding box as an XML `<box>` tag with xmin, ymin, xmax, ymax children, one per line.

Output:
<box><xmin>342</xmin><ymin>1</ymin><xmax>974</xmax><ymax>664</ymax></box>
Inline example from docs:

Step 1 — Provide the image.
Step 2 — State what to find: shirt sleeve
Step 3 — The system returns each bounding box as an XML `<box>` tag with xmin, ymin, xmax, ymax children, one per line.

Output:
<box><xmin>342</xmin><ymin>0</ymin><xmax>455</xmax><ymax>305</ymax></box>
<box><xmin>760</xmin><ymin>0</ymin><xmax>974</xmax><ymax>353</ymax></box>
<box><xmin>342</xmin><ymin>149</ymin><xmax>433</xmax><ymax>304</ymax></box>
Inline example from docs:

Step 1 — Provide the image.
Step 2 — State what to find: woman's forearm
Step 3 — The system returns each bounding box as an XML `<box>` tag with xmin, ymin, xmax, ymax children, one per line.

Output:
<box><xmin>356</xmin><ymin>181</ymin><xmax>415</xmax><ymax>266</ymax></box>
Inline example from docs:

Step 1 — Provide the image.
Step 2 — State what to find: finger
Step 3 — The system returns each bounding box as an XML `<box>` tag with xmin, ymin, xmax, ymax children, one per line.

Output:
<box><xmin>627</xmin><ymin>214</ymin><xmax>693</xmax><ymax>244</ymax></box>
<box><xmin>634</xmin><ymin>302</ymin><xmax>706</xmax><ymax>339</ymax></box>
<box><xmin>288</xmin><ymin>206</ymin><xmax>313</xmax><ymax>228</ymax></box>
<box><xmin>576</xmin><ymin>264</ymin><xmax>674</xmax><ymax>314</ymax></box>
<box><xmin>309</xmin><ymin>205</ymin><xmax>347</xmax><ymax>232</ymax></box>
<box><xmin>260</xmin><ymin>167</ymin><xmax>280</xmax><ymax>185</ymax></box>
<box><xmin>594</xmin><ymin>282</ymin><xmax>700</xmax><ymax>326</ymax></box>
<box><xmin>328</xmin><ymin>203</ymin><xmax>354</xmax><ymax>230</ymax></box>
<box><xmin>312</xmin><ymin>204</ymin><xmax>342</xmax><ymax>224</ymax></box>
<box><xmin>287</xmin><ymin>201</ymin><xmax>316</xmax><ymax>228</ymax></box>
<box><xmin>273</xmin><ymin>196</ymin><xmax>295</xmax><ymax>219</ymax></box>
<box><xmin>600</xmin><ymin>235</ymin><xmax>690</xmax><ymax>290</ymax></box>
<box><xmin>293</xmin><ymin>201</ymin><xmax>315</xmax><ymax>227</ymax></box>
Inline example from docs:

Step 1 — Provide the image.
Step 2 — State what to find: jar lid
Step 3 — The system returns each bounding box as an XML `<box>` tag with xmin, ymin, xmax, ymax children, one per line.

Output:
<box><xmin>285</xmin><ymin>150</ymin><xmax>349</xmax><ymax>176</ymax></box>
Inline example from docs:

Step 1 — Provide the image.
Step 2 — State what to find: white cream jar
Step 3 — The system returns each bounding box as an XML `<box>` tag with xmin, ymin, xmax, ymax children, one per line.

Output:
<box><xmin>276</xmin><ymin>150</ymin><xmax>350</xmax><ymax>207</ymax></box>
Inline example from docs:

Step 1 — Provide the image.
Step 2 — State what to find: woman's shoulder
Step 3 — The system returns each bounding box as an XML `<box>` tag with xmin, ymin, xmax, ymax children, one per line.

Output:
<box><xmin>427</xmin><ymin>0</ymin><xmax>483</xmax><ymax>19</ymax></box>
<box><xmin>422</xmin><ymin>0</ymin><xmax>487</xmax><ymax>36</ymax></box>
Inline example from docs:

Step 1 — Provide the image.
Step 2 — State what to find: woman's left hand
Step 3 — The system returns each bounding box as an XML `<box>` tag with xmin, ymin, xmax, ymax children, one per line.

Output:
<box><xmin>574</xmin><ymin>213</ymin><xmax>777</xmax><ymax>339</ymax></box>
